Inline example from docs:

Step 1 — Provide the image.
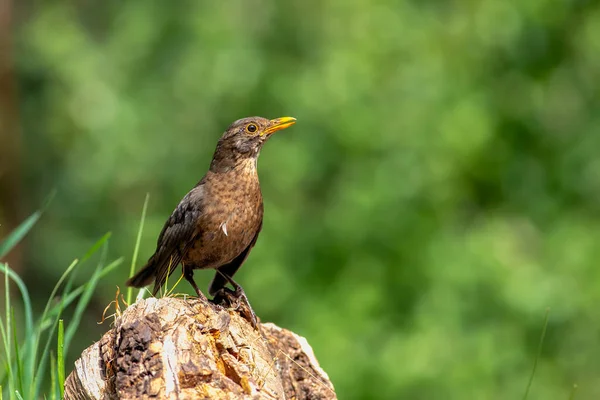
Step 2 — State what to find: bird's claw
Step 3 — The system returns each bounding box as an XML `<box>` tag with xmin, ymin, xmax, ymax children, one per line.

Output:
<box><xmin>211</xmin><ymin>287</ymin><xmax>236</xmax><ymax>307</ymax></box>
<box><xmin>211</xmin><ymin>287</ymin><xmax>258</xmax><ymax>329</ymax></box>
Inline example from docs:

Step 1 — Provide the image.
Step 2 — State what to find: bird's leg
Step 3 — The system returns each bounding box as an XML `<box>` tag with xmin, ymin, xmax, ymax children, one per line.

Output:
<box><xmin>183</xmin><ymin>264</ymin><xmax>207</xmax><ymax>301</ymax></box>
<box><xmin>210</xmin><ymin>287</ymin><xmax>235</xmax><ymax>310</ymax></box>
<box><xmin>216</xmin><ymin>271</ymin><xmax>258</xmax><ymax>329</ymax></box>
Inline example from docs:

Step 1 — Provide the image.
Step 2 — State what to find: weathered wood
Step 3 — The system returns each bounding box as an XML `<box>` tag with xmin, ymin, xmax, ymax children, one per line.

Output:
<box><xmin>64</xmin><ymin>297</ymin><xmax>336</xmax><ymax>400</ymax></box>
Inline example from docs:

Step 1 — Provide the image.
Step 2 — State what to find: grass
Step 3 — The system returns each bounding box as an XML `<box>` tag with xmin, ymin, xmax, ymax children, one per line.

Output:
<box><xmin>0</xmin><ymin>209</ymin><xmax>123</xmax><ymax>399</ymax></box>
<box><xmin>57</xmin><ymin>320</ymin><xmax>64</xmax><ymax>399</ymax></box>
<box><xmin>126</xmin><ymin>193</ymin><xmax>150</xmax><ymax>306</ymax></box>
<box><xmin>521</xmin><ymin>308</ymin><xmax>577</xmax><ymax>400</ymax></box>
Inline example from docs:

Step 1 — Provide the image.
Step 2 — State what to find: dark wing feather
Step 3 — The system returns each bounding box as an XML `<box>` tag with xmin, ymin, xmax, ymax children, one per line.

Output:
<box><xmin>127</xmin><ymin>186</ymin><xmax>204</xmax><ymax>295</ymax></box>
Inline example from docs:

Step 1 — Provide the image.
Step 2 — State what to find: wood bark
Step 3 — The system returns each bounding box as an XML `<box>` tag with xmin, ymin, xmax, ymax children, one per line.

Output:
<box><xmin>64</xmin><ymin>297</ymin><xmax>337</xmax><ymax>400</ymax></box>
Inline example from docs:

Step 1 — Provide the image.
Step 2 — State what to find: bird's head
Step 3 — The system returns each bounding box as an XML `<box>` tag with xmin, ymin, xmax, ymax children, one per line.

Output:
<box><xmin>210</xmin><ymin>116</ymin><xmax>296</xmax><ymax>171</ymax></box>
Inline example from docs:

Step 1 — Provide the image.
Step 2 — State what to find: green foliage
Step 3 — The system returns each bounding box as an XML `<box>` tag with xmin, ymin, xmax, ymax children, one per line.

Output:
<box><xmin>0</xmin><ymin>215</ymin><xmax>122</xmax><ymax>399</ymax></box>
<box><xmin>0</xmin><ymin>212</ymin><xmax>41</xmax><ymax>260</ymax></box>
<box><xmin>10</xmin><ymin>0</ymin><xmax>600</xmax><ymax>398</ymax></box>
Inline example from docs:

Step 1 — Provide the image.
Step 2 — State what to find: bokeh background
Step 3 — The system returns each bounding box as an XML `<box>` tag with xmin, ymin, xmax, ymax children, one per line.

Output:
<box><xmin>2</xmin><ymin>0</ymin><xmax>600</xmax><ymax>398</ymax></box>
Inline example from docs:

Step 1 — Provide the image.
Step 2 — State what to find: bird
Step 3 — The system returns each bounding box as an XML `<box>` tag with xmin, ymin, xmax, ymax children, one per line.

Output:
<box><xmin>126</xmin><ymin>116</ymin><xmax>296</xmax><ymax>325</ymax></box>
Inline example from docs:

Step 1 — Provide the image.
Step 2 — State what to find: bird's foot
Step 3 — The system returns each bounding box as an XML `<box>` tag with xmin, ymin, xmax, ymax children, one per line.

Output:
<box><xmin>211</xmin><ymin>287</ymin><xmax>236</xmax><ymax>307</ymax></box>
<box><xmin>211</xmin><ymin>287</ymin><xmax>259</xmax><ymax>329</ymax></box>
<box><xmin>231</xmin><ymin>285</ymin><xmax>259</xmax><ymax>329</ymax></box>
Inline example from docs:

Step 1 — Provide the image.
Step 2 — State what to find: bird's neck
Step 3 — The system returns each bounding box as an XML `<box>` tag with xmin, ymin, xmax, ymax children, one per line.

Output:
<box><xmin>210</xmin><ymin>149</ymin><xmax>259</xmax><ymax>174</ymax></box>
<box><xmin>210</xmin><ymin>155</ymin><xmax>258</xmax><ymax>176</ymax></box>
<box><xmin>209</xmin><ymin>132</ymin><xmax>266</xmax><ymax>173</ymax></box>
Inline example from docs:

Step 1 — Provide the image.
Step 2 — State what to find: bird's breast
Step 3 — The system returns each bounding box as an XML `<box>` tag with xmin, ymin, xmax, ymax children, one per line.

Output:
<box><xmin>184</xmin><ymin>168</ymin><xmax>263</xmax><ymax>268</ymax></box>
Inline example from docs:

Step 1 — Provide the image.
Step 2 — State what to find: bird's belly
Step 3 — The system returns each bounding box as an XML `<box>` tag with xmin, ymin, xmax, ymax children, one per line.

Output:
<box><xmin>183</xmin><ymin>203</ymin><xmax>261</xmax><ymax>269</ymax></box>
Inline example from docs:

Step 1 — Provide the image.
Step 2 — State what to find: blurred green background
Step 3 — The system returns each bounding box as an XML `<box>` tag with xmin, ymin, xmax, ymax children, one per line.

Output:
<box><xmin>2</xmin><ymin>0</ymin><xmax>600</xmax><ymax>398</ymax></box>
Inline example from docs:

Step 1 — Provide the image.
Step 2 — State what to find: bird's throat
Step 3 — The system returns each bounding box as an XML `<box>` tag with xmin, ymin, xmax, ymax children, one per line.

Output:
<box><xmin>210</xmin><ymin>146</ymin><xmax>259</xmax><ymax>173</ymax></box>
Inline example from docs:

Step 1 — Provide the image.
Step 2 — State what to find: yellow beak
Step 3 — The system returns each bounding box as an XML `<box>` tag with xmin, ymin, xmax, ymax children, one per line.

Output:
<box><xmin>263</xmin><ymin>117</ymin><xmax>297</xmax><ymax>135</ymax></box>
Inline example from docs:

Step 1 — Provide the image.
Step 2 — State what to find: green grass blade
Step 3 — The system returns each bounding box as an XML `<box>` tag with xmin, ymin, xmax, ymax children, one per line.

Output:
<box><xmin>80</xmin><ymin>232</ymin><xmax>112</xmax><ymax>263</ymax></box>
<box><xmin>47</xmin><ymin>257</ymin><xmax>123</xmax><ymax>323</ymax></box>
<box><xmin>2</xmin><ymin>267</ymin><xmax>12</xmax><ymax>397</ymax></box>
<box><xmin>35</xmin><ymin>259</ymin><xmax>78</xmax><ymax>335</ymax></box>
<box><xmin>1</xmin><ymin>222</ymin><xmax>119</xmax><ymax>399</ymax></box>
<box><xmin>64</xmin><ymin>253</ymin><xmax>122</xmax><ymax>355</ymax></box>
<box><xmin>4</xmin><ymin>263</ymin><xmax>9</xmax><ymax>356</ymax></box>
<box><xmin>0</xmin><ymin>265</ymin><xmax>33</xmax><ymax>332</ymax></box>
<box><xmin>34</xmin><ymin>303</ymin><xmax>65</xmax><ymax>398</ymax></box>
<box><xmin>0</xmin><ymin>208</ymin><xmax>45</xmax><ymax>398</ymax></box>
<box><xmin>0</xmin><ymin>320</ymin><xmax>11</xmax><ymax>395</ymax></box>
<box><xmin>0</xmin><ymin>211</ymin><xmax>41</xmax><ymax>259</ymax></box>
<box><xmin>56</xmin><ymin>232</ymin><xmax>112</xmax><ymax>293</ymax></box>
<box><xmin>0</xmin><ymin>263</ymin><xmax>33</xmax><ymax>399</ymax></box>
<box><xmin>34</xmin><ymin>264</ymin><xmax>80</xmax><ymax>398</ymax></box>
<box><xmin>57</xmin><ymin>320</ymin><xmax>64</xmax><ymax>399</ymax></box>
<box><xmin>11</xmin><ymin>308</ymin><xmax>23</xmax><ymax>396</ymax></box>
<box><xmin>522</xmin><ymin>308</ymin><xmax>550</xmax><ymax>400</ymax></box>
<box><xmin>50</xmin><ymin>351</ymin><xmax>57</xmax><ymax>400</ymax></box>
<box><xmin>62</xmin><ymin>243</ymin><xmax>108</xmax><ymax>356</ymax></box>
<box><xmin>0</xmin><ymin>206</ymin><xmax>46</xmax><ymax>397</ymax></box>
<box><xmin>15</xmin><ymin>391</ymin><xmax>23</xmax><ymax>400</ymax></box>
<box><xmin>33</xmin><ymin>232</ymin><xmax>114</xmax><ymax>398</ymax></box>
<box><xmin>0</xmin><ymin>314</ymin><xmax>7</xmax><ymax>382</ymax></box>
<box><xmin>31</xmin><ymin>259</ymin><xmax>78</xmax><ymax>398</ymax></box>
<box><xmin>127</xmin><ymin>193</ymin><xmax>150</xmax><ymax>305</ymax></box>
<box><xmin>39</xmin><ymin>261</ymin><xmax>80</xmax><ymax>334</ymax></box>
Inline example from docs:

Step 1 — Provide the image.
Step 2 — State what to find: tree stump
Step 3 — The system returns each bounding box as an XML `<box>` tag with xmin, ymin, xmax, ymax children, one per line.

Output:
<box><xmin>64</xmin><ymin>297</ymin><xmax>336</xmax><ymax>400</ymax></box>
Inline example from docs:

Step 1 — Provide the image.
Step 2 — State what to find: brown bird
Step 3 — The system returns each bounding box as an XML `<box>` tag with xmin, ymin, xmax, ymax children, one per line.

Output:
<box><xmin>126</xmin><ymin>116</ymin><xmax>296</xmax><ymax>324</ymax></box>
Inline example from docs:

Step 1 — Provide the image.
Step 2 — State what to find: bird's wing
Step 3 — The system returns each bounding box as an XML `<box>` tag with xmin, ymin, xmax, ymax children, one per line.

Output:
<box><xmin>208</xmin><ymin>220</ymin><xmax>262</xmax><ymax>296</ymax></box>
<box><xmin>151</xmin><ymin>187</ymin><xmax>204</xmax><ymax>294</ymax></box>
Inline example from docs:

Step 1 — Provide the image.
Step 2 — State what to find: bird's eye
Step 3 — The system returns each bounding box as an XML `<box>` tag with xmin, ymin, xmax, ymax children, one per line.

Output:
<box><xmin>246</xmin><ymin>124</ymin><xmax>258</xmax><ymax>133</ymax></box>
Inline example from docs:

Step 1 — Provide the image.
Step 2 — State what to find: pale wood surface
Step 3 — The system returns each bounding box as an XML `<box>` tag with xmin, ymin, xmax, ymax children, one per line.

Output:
<box><xmin>64</xmin><ymin>297</ymin><xmax>336</xmax><ymax>400</ymax></box>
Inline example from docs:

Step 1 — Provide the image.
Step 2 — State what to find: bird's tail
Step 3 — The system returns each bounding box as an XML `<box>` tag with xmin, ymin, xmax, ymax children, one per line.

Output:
<box><xmin>126</xmin><ymin>261</ymin><xmax>155</xmax><ymax>288</ymax></box>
